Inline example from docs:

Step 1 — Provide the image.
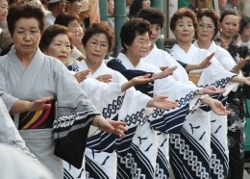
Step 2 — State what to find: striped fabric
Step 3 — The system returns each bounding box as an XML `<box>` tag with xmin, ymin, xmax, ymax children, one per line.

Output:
<box><xmin>18</xmin><ymin>100</ymin><xmax>55</xmax><ymax>129</ymax></box>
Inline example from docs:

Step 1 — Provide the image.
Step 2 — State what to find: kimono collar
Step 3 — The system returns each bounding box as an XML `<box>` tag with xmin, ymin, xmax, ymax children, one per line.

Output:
<box><xmin>7</xmin><ymin>46</ymin><xmax>44</xmax><ymax>71</ymax></box>
<box><xmin>142</xmin><ymin>44</ymin><xmax>158</xmax><ymax>61</ymax></box>
<box><xmin>172</xmin><ymin>44</ymin><xmax>197</xmax><ymax>63</ymax></box>
<box><xmin>78</xmin><ymin>59</ymin><xmax>109</xmax><ymax>78</ymax></box>
<box><xmin>117</xmin><ymin>52</ymin><xmax>145</xmax><ymax>69</ymax></box>
<box><xmin>193</xmin><ymin>40</ymin><xmax>217</xmax><ymax>53</ymax></box>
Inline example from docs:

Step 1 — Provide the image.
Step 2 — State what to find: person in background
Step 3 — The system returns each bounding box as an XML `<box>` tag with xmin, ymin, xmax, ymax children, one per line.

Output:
<box><xmin>216</xmin><ymin>9</ymin><xmax>250</xmax><ymax>179</ymax></box>
<box><xmin>107</xmin><ymin>0</ymin><xmax>114</xmax><ymax>30</ymax></box>
<box><xmin>0</xmin><ymin>5</ymin><xmax>127</xmax><ymax>179</ymax></box>
<box><xmin>218</xmin><ymin>0</ymin><xmax>227</xmax><ymax>13</ymax></box>
<box><xmin>128</xmin><ymin>0</ymin><xmax>151</xmax><ymax>18</ymax></box>
<box><xmin>79</xmin><ymin>0</ymin><xmax>89</xmax><ymax>30</ymax></box>
<box><xmin>45</xmin><ymin>0</ymin><xmax>66</xmax><ymax>28</ymax></box>
<box><xmin>126</xmin><ymin>0</ymin><xmax>134</xmax><ymax>18</ymax></box>
<box><xmin>187</xmin><ymin>0</ymin><xmax>198</xmax><ymax>14</ymax></box>
<box><xmin>221</xmin><ymin>0</ymin><xmax>240</xmax><ymax>12</ymax></box>
<box><xmin>55</xmin><ymin>12</ymin><xmax>85</xmax><ymax>67</ymax></box>
<box><xmin>239</xmin><ymin>16</ymin><xmax>250</xmax><ymax>48</ymax></box>
<box><xmin>66</xmin><ymin>0</ymin><xmax>81</xmax><ymax>14</ymax></box>
<box><xmin>76</xmin><ymin>25</ymin><xmax>85</xmax><ymax>55</ymax></box>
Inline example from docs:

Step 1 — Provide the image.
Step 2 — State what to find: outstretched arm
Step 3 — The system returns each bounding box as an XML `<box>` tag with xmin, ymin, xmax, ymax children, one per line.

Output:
<box><xmin>178</xmin><ymin>52</ymin><xmax>214</xmax><ymax>72</ymax></box>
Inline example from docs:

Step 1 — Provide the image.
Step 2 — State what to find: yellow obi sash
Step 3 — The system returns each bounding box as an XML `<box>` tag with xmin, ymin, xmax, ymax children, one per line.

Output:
<box><xmin>17</xmin><ymin>100</ymin><xmax>56</xmax><ymax>130</ymax></box>
<box><xmin>188</xmin><ymin>73</ymin><xmax>201</xmax><ymax>85</ymax></box>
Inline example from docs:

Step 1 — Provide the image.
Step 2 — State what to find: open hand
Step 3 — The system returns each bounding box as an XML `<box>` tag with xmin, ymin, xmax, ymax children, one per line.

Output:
<box><xmin>155</xmin><ymin>65</ymin><xmax>177</xmax><ymax>79</ymax></box>
<box><xmin>74</xmin><ymin>69</ymin><xmax>91</xmax><ymax>83</ymax></box>
<box><xmin>99</xmin><ymin>119</ymin><xmax>127</xmax><ymax>138</ymax></box>
<box><xmin>96</xmin><ymin>74</ymin><xmax>112</xmax><ymax>83</ymax></box>
<box><xmin>197</xmin><ymin>85</ymin><xmax>226</xmax><ymax>95</ymax></box>
<box><xmin>235</xmin><ymin>58</ymin><xmax>248</xmax><ymax>69</ymax></box>
<box><xmin>197</xmin><ymin>53</ymin><xmax>214</xmax><ymax>69</ymax></box>
<box><xmin>148</xmin><ymin>95</ymin><xmax>178</xmax><ymax>109</ymax></box>
<box><xmin>28</xmin><ymin>97</ymin><xmax>52</xmax><ymax>112</ymax></box>
<box><xmin>202</xmin><ymin>97</ymin><xmax>229</xmax><ymax>116</ymax></box>
<box><xmin>131</xmin><ymin>74</ymin><xmax>154</xmax><ymax>85</ymax></box>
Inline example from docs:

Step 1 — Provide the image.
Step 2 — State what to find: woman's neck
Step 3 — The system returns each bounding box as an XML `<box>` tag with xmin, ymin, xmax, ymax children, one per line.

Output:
<box><xmin>177</xmin><ymin>41</ymin><xmax>192</xmax><ymax>52</ymax></box>
<box><xmin>85</xmin><ymin>59</ymin><xmax>102</xmax><ymax>73</ymax></box>
<box><xmin>15</xmin><ymin>50</ymin><xmax>36</xmax><ymax>69</ymax></box>
<box><xmin>125</xmin><ymin>51</ymin><xmax>140</xmax><ymax>67</ymax></box>
<box><xmin>221</xmin><ymin>34</ymin><xmax>233</xmax><ymax>45</ymax></box>
<box><xmin>197</xmin><ymin>39</ymin><xmax>211</xmax><ymax>50</ymax></box>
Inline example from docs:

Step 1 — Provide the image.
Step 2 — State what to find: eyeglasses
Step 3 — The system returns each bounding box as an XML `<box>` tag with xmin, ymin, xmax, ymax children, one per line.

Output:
<box><xmin>89</xmin><ymin>41</ymin><xmax>109</xmax><ymax>50</ymax></box>
<box><xmin>135</xmin><ymin>40</ymin><xmax>152</xmax><ymax>47</ymax></box>
<box><xmin>198</xmin><ymin>23</ymin><xmax>215</xmax><ymax>30</ymax></box>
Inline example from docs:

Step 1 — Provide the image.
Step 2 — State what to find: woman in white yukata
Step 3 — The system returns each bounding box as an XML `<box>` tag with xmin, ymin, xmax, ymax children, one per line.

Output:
<box><xmin>0</xmin><ymin>5</ymin><xmax>127</xmax><ymax>179</ymax></box>
<box><xmin>77</xmin><ymin>22</ymin><xmax>178</xmax><ymax>179</ymax></box>
<box><xmin>112</xmin><ymin>17</ymin><xmax>232</xmax><ymax>179</ymax></box>
<box><xmin>39</xmin><ymin>24</ymin><xmax>174</xmax><ymax>179</ymax></box>
<box><xmin>168</xmin><ymin>8</ymin><xmax>250</xmax><ymax>179</ymax></box>
<box><xmin>193</xmin><ymin>9</ymin><xmax>247</xmax><ymax>178</ymax></box>
<box><xmin>135</xmin><ymin>8</ymin><xmax>218</xmax><ymax>178</ymax></box>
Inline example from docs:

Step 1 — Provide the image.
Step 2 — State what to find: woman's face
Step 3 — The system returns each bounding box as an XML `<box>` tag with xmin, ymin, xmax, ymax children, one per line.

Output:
<box><xmin>84</xmin><ymin>33</ymin><xmax>109</xmax><ymax>65</ymax></box>
<box><xmin>197</xmin><ymin>16</ymin><xmax>215</xmax><ymax>42</ymax></box>
<box><xmin>74</xmin><ymin>26</ymin><xmax>84</xmax><ymax>49</ymax></box>
<box><xmin>149</xmin><ymin>23</ymin><xmax>161</xmax><ymax>45</ymax></box>
<box><xmin>67</xmin><ymin>19</ymin><xmax>80</xmax><ymax>35</ymax></box>
<box><xmin>108</xmin><ymin>0</ymin><xmax>114</xmax><ymax>15</ymax></box>
<box><xmin>0</xmin><ymin>0</ymin><xmax>8</xmax><ymax>23</ymax></box>
<box><xmin>220</xmin><ymin>14</ymin><xmax>239</xmax><ymax>39</ymax></box>
<box><xmin>69</xmin><ymin>0</ymin><xmax>81</xmax><ymax>14</ymax></box>
<box><xmin>142</xmin><ymin>0</ymin><xmax>150</xmax><ymax>9</ymax></box>
<box><xmin>126</xmin><ymin>32</ymin><xmax>151</xmax><ymax>59</ymax></box>
<box><xmin>12</xmin><ymin>18</ymin><xmax>41</xmax><ymax>56</ymax></box>
<box><xmin>172</xmin><ymin>16</ymin><xmax>195</xmax><ymax>44</ymax></box>
<box><xmin>241</xmin><ymin>23</ymin><xmax>250</xmax><ymax>39</ymax></box>
<box><xmin>45</xmin><ymin>34</ymin><xmax>71</xmax><ymax>65</ymax></box>
<box><xmin>218</xmin><ymin>0</ymin><xmax>227</xmax><ymax>10</ymax></box>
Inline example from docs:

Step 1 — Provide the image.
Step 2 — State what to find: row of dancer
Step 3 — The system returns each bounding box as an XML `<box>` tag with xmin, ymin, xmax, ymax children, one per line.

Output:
<box><xmin>0</xmin><ymin>4</ymin><xmax>249</xmax><ymax>179</ymax></box>
<box><xmin>0</xmin><ymin>4</ymin><xmax>202</xmax><ymax>179</ymax></box>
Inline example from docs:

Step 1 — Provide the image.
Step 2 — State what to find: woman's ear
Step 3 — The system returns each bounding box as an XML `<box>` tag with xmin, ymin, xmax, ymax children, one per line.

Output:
<box><xmin>124</xmin><ymin>43</ymin><xmax>129</xmax><ymax>50</ymax></box>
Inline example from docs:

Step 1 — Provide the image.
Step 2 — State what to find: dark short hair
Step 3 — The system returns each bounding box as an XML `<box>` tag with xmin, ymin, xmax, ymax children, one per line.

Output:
<box><xmin>196</xmin><ymin>9</ymin><xmax>219</xmax><ymax>39</ymax></box>
<box><xmin>219</xmin><ymin>9</ymin><xmax>239</xmax><ymax>23</ymax></box>
<box><xmin>137</xmin><ymin>7</ymin><xmax>164</xmax><ymax>28</ymax></box>
<box><xmin>120</xmin><ymin>17</ymin><xmax>151</xmax><ymax>50</ymax></box>
<box><xmin>129</xmin><ymin>0</ymin><xmax>145</xmax><ymax>18</ymax></box>
<box><xmin>82</xmin><ymin>22</ymin><xmax>114</xmax><ymax>52</ymax></box>
<box><xmin>239</xmin><ymin>16</ymin><xmax>250</xmax><ymax>34</ymax></box>
<box><xmin>39</xmin><ymin>24</ymin><xmax>72</xmax><ymax>52</ymax></box>
<box><xmin>170</xmin><ymin>8</ymin><xmax>197</xmax><ymax>31</ymax></box>
<box><xmin>54</xmin><ymin>11</ymin><xmax>79</xmax><ymax>27</ymax></box>
<box><xmin>7</xmin><ymin>4</ymin><xmax>45</xmax><ymax>36</ymax></box>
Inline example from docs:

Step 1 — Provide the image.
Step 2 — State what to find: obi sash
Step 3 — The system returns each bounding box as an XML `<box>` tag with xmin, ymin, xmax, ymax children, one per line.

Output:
<box><xmin>15</xmin><ymin>100</ymin><xmax>56</xmax><ymax>130</ymax></box>
<box><xmin>188</xmin><ymin>73</ymin><xmax>201</xmax><ymax>85</ymax></box>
